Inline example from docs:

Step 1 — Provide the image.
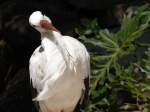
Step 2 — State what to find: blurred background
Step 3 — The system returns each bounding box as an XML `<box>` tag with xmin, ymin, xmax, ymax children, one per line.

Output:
<box><xmin>0</xmin><ymin>0</ymin><xmax>149</xmax><ymax>112</ymax></box>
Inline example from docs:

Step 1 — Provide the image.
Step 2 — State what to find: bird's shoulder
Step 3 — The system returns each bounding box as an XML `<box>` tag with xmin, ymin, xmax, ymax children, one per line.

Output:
<box><xmin>62</xmin><ymin>36</ymin><xmax>84</xmax><ymax>47</ymax></box>
<box><xmin>62</xmin><ymin>36</ymin><xmax>89</xmax><ymax>58</ymax></box>
<box><xmin>30</xmin><ymin>46</ymin><xmax>43</xmax><ymax>62</ymax></box>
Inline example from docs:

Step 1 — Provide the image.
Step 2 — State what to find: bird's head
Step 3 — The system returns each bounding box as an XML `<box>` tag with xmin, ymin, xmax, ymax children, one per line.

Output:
<box><xmin>29</xmin><ymin>11</ymin><xmax>59</xmax><ymax>33</ymax></box>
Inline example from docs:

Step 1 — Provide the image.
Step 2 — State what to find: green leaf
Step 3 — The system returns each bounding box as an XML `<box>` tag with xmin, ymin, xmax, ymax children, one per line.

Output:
<box><xmin>76</xmin><ymin>3</ymin><xmax>150</xmax><ymax>112</ymax></box>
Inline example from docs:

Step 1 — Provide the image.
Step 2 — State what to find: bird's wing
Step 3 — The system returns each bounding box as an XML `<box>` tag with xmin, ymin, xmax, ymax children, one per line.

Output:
<box><xmin>74</xmin><ymin>76</ymin><xmax>90</xmax><ymax>111</ymax></box>
<box><xmin>30</xmin><ymin>46</ymin><xmax>47</xmax><ymax>91</ymax></box>
<box><xmin>62</xmin><ymin>36</ymin><xmax>90</xmax><ymax>78</ymax></box>
<box><xmin>32</xmin><ymin>39</ymin><xmax>68</xmax><ymax>101</ymax></box>
<box><xmin>63</xmin><ymin>36</ymin><xmax>90</xmax><ymax>107</ymax></box>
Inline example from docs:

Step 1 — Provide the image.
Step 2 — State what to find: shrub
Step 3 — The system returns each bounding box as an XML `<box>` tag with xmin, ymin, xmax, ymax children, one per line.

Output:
<box><xmin>76</xmin><ymin>4</ymin><xmax>150</xmax><ymax>112</ymax></box>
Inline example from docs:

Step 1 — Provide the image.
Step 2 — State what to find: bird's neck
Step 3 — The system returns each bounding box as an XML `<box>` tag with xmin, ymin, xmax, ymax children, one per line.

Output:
<box><xmin>41</xmin><ymin>31</ymin><xmax>63</xmax><ymax>46</ymax></box>
<box><xmin>41</xmin><ymin>31</ymin><xmax>57</xmax><ymax>40</ymax></box>
<box><xmin>41</xmin><ymin>31</ymin><xmax>70</xmax><ymax>63</ymax></box>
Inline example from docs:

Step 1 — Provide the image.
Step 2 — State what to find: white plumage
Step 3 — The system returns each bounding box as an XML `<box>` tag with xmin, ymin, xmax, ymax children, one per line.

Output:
<box><xmin>29</xmin><ymin>11</ymin><xmax>90</xmax><ymax>112</ymax></box>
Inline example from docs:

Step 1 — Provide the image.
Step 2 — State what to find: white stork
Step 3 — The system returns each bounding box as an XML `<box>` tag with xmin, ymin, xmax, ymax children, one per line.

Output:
<box><xmin>29</xmin><ymin>11</ymin><xmax>90</xmax><ymax>112</ymax></box>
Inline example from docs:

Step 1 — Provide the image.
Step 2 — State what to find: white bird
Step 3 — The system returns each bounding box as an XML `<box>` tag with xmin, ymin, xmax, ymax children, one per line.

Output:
<box><xmin>29</xmin><ymin>11</ymin><xmax>90</xmax><ymax>112</ymax></box>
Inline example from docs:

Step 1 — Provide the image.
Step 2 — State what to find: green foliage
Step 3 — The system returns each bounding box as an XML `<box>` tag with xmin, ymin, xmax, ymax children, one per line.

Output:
<box><xmin>76</xmin><ymin>4</ymin><xmax>150</xmax><ymax>112</ymax></box>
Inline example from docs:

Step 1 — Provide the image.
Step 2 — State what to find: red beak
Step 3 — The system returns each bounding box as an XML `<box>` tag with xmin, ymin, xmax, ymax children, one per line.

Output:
<box><xmin>40</xmin><ymin>20</ymin><xmax>60</xmax><ymax>33</ymax></box>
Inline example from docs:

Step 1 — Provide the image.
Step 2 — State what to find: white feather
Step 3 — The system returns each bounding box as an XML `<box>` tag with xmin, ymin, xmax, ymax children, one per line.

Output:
<box><xmin>29</xmin><ymin>11</ymin><xmax>90</xmax><ymax>112</ymax></box>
